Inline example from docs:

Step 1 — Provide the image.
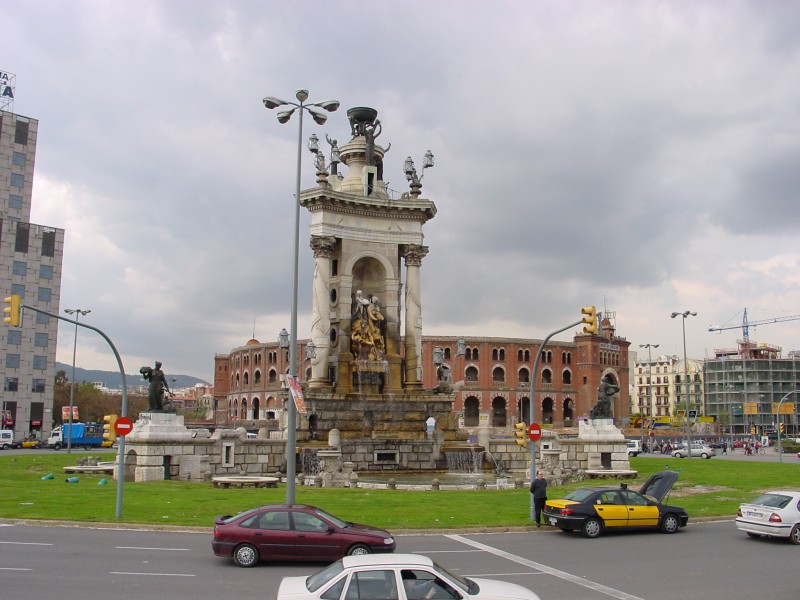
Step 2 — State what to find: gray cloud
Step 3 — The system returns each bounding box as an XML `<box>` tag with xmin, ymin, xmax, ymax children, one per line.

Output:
<box><xmin>7</xmin><ymin>0</ymin><xmax>799</xmax><ymax>378</ymax></box>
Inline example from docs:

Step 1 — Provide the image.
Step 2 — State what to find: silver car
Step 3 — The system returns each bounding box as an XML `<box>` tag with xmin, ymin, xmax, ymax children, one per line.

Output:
<box><xmin>671</xmin><ymin>443</ymin><xmax>715</xmax><ymax>459</ymax></box>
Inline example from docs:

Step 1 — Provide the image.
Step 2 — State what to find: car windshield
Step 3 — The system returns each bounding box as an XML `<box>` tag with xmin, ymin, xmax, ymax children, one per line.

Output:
<box><xmin>432</xmin><ymin>560</ymin><xmax>472</xmax><ymax>594</ymax></box>
<box><xmin>748</xmin><ymin>493</ymin><xmax>792</xmax><ymax>509</ymax></box>
<box><xmin>313</xmin><ymin>506</ymin><xmax>348</xmax><ymax>528</ymax></box>
<box><xmin>307</xmin><ymin>560</ymin><xmax>345</xmax><ymax>592</ymax></box>
<box><xmin>564</xmin><ymin>489</ymin><xmax>597</xmax><ymax>502</ymax></box>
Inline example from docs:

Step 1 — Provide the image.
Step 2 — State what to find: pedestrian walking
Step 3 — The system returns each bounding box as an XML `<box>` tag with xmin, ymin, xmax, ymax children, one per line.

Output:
<box><xmin>530</xmin><ymin>470</ymin><xmax>548</xmax><ymax>527</ymax></box>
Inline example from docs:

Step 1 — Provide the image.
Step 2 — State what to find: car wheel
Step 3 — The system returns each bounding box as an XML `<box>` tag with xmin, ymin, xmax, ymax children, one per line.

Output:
<box><xmin>346</xmin><ymin>543</ymin><xmax>372</xmax><ymax>556</ymax></box>
<box><xmin>674</xmin><ymin>452</ymin><xmax>683</xmax><ymax>458</ymax></box>
<box><xmin>789</xmin><ymin>524</ymin><xmax>800</xmax><ymax>545</ymax></box>
<box><xmin>53</xmin><ymin>442</ymin><xmax>62</xmax><ymax>451</ymax></box>
<box><xmin>660</xmin><ymin>513</ymin><xmax>680</xmax><ymax>534</ymax></box>
<box><xmin>84</xmin><ymin>444</ymin><xmax>93</xmax><ymax>451</ymax></box>
<box><xmin>232</xmin><ymin>543</ymin><xmax>259</xmax><ymax>567</ymax></box>
<box><xmin>581</xmin><ymin>518</ymin><xmax>602</xmax><ymax>539</ymax></box>
<box><xmin>2</xmin><ymin>443</ymin><xmax>10</xmax><ymax>450</ymax></box>
<box><xmin>701</xmin><ymin>453</ymin><xmax>710</xmax><ymax>459</ymax></box>
<box><xmin>745</xmin><ymin>532</ymin><xmax>761</xmax><ymax>539</ymax></box>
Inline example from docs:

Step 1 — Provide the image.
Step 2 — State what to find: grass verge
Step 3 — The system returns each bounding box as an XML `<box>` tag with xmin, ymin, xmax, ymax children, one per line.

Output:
<box><xmin>1</xmin><ymin>454</ymin><xmax>798</xmax><ymax>529</ymax></box>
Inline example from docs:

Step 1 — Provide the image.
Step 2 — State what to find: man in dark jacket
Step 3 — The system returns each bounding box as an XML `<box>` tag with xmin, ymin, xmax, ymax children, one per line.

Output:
<box><xmin>530</xmin><ymin>470</ymin><xmax>548</xmax><ymax>527</ymax></box>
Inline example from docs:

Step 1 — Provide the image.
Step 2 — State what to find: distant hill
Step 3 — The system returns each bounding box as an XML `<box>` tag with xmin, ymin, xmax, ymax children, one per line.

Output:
<box><xmin>54</xmin><ymin>362</ymin><xmax>211</xmax><ymax>390</ymax></box>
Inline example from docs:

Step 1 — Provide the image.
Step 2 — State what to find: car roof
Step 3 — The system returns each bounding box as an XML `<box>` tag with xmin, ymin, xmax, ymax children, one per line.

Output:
<box><xmin>342</xmin><ymin>554</ymin><xmax>434</xmax><ymax>569</ymax></box>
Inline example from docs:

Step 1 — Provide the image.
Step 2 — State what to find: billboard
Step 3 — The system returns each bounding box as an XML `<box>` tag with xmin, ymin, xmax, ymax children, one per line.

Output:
<box><xmin>0</xmin><ymin>70</ymin><xmax>15</xmax><ymax>110</ymax></box>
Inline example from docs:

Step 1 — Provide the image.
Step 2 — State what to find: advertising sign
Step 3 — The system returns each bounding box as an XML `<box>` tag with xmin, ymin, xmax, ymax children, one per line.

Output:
<box><xmin>285</xmin><ymin>376</ymin><xmax>308</xmax><ymax>415</ymax></box>
<box><xmin>0</xmin><ymin>70</ymin><xmax>15</xmax><ymax>110</ymax></box>
<box><xmin>61</xmin><ymin>406</ymin><xmax>79</xmax><ymax>421</ymax></box>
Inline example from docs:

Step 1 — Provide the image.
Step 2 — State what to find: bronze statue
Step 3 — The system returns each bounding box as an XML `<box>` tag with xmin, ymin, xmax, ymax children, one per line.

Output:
<box><xmin>140</xmin><ymin>361</ymin><xmax>172</xmax><ymax>412</ymax></box>
<box><xmin>590</xmin><ymin>374</ymin><xmax>620</xmax><ymax>419</ymax></box>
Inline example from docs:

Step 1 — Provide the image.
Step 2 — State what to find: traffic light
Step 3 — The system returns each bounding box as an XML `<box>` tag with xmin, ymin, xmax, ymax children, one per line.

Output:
<box><xmin>102</xmin><ymin>414</ymin><xmax>118</xmax><ymax>445</ymax></box>
<box><xmin>3</xmin><ymin>294</ymin><xmax>21</xmax><ymax>327</ymax></box>
<box><xmin>514</xmin><ymin>422</ymin><xmax>528</xmax><ymax>447</ymax></box>
<box><xmin>581</xmin><ymin>305</ymin><xmax>598</xmax><ymax>335</ymax></box>
<box><xmin>780</xmin><ymin>422</ymin><xmax>786</xmax><ymax>434</ymax></box>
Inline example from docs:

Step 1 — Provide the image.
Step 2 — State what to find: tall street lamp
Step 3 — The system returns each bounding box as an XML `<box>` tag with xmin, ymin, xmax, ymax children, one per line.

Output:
<box><xmin>671</xmin><ymin>311</ymin><xmax>696</xmax><ymax>457</ymax></box>
<box><xmin>777</xmin><ymin>390</ymin><xmax>799</xmax><ymax>463</ymax></box>
<box><xmin>264</xmin><ymin>90</ymin><xmax>339</xmax><ymax>505</ymax></box>
<box><xmin>639</xmin><ymin>343</ymin><xmax>659</xmax><ymax>451</ymax></box>
<box><xmin>63</xmin><ymin>308</ymin><xmax>90</xmax><ymax>454</ymax></box>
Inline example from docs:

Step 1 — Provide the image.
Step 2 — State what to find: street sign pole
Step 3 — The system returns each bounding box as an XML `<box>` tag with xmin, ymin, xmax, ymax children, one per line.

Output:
<box><xmin>528</xmin><ymin>318</ymin><xmax>583</xmax><ymax>520</ymax></box>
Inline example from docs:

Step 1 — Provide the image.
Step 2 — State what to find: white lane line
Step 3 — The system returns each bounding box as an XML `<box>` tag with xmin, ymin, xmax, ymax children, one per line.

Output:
<box><xmin>115</xmin><ymin>546</ymin><xmax>191</xmax><ymax>551</ymax></box>
<box><xmin>0</xmin><ymin>541</ymin><xmax>52</xmax><ymax>546</ymax></box>
<box><xmin>0</xmin><ymin>567</ymin><xmax>33</xmax><ymax>571</ymax></box>
<box><xmin>109</xmin><ymin>572</ymin><xmax>195</xmax><ymax>577</ymax></box>
<box><xmin>413</xmin><ymin>549</ymin><xmax>483</xmax><ymax>553</ymax></box>
<box><xmin>447</xmin><ymin>534</ymin><xmax>645</xmax><ymax>600</ymax></box>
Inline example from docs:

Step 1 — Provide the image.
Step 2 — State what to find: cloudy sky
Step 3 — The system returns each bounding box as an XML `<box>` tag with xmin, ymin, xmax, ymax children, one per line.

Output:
<box><xmin>8</xmin><ymin>0</ymin><xmax>800</xmax><ymax>381</ymax></box>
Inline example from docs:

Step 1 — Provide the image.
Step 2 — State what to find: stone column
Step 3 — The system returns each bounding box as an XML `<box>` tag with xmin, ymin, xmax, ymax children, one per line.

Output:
<box><xmin>402</xmin><ymin>245</ymin><xmax>428</xmax><ymax>387</ymax></box>
<box><xmin>309</xmin><ymin>236</ymin><xmax>337</xmax><ymax>388</ymax></box>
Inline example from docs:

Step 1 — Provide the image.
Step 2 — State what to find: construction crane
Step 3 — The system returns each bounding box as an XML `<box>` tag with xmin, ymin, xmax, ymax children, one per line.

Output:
<box><xmin>708</xmin><ymin>307</ymin><xmax>800</xmax><ymax>342</ymax></box>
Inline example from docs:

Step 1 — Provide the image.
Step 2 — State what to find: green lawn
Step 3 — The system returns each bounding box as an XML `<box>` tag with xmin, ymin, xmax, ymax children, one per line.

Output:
<box><xmin>1</xmin><ymin>454</ymin><xmax>798</xmax><ymax>529</ymax></box>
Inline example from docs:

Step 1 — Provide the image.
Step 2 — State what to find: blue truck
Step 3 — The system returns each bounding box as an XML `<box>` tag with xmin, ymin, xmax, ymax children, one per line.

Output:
<box><xmin>45</xmin><ymin>423</ymin><xmax>113</xmax><ymax>450</ymax></box>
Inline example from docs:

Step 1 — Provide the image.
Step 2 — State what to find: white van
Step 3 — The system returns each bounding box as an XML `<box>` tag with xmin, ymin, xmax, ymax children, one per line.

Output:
<box><xmin>626</xmin><ymin>440</ymin><xmax>642</xmax><ymax>456</ymax></box>
<box><xmin>0</xmin><ymin>429</ymin><xmax>14</xmax><ymax>450</ymax></box>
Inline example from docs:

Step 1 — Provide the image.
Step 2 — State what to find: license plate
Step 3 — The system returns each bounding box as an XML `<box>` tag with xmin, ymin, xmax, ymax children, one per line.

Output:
<box><xmin>549</xmin><ymin>518</ymin><xmax>557</xmax><ymax>526</ymax></box>
<box><xmin>745</xmin><ymin>511</ymin><xmax>764</xmax><ymax>519</ymax></box>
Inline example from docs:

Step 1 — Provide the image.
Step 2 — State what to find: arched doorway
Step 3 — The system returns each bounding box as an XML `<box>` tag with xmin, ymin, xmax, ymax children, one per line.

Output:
<box><xmin>492</xmin><ymin>397</ymin><xmax>507</xmax><ymax>427</ymax></box>
<box><xmin>542</xmin><ymin>397</ymin><xmax>554</xmax><ymax>424</ymax></box>
<box><xmin>464</xmin><ymin>396</ymin><xmax>480</xmax><ymax>426</ymax></box>
<box><xmin>518</xmin><ymin>397</ymin><xmax>530</xmax><ymax>423</ymax></box>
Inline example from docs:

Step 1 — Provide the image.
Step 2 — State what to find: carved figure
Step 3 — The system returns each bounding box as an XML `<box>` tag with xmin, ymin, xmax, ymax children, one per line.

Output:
<box><xmin>140</xmin><ymin>361</ymin><xmax>172</xmax><ymax>412</ymax></box>
<box><xmin>590</xmin><ymin>375</ymin><xmax>620</xmax><ymax>419</ymax></box>
<box><xmin>326</xmin><ymin>134</ymin><xmax>340</xmax><ymax>175</ymax></box>
<box><xmin>350</xmin><ymin>294</ymin><xmax>386</xmax><ymax>361</ymax></box>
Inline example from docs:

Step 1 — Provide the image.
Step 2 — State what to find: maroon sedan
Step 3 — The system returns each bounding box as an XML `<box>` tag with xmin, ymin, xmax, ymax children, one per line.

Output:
<box><xmin>212</xmin><ymin>504</ymin><xmax>396</xmax><ymax>567</ymax></box>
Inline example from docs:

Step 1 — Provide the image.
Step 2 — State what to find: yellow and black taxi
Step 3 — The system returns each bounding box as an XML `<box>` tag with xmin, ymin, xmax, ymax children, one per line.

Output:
<box><xmin>542</xmin><ymin>471</ymin><xmax>688</xmax><ymax>538</ymax></box>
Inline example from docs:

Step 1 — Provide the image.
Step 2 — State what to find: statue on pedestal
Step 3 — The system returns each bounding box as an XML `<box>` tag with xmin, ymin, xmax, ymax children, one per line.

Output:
<box><xmin>140</xmin><ymin>361</ymin><xmax>174</xmax><ymax>412</ymax></box>
<box><xmin>590</xmin><ymin>374</ymin><xmax>620</xmax><ymax>419</ymax></box>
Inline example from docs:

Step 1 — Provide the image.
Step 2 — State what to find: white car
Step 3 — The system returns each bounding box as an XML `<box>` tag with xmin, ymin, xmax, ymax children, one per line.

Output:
<box><xmin>736</xmin><ymin>490</ymin><xmax>800</xmax><ymax>544</ymax></box>
<box><xmin>277</xmin><ymin>553</ymin><xmax>540</xmax><ymax>600</ymax></box>
<box><xmin>671</xmin><ymin>443</ymin><xmax>715</xmax><ymax>459</ymax></box>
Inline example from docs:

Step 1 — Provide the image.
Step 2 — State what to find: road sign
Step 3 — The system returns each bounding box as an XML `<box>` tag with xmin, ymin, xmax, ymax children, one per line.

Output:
<box><xmin>528</xmin><ymin>422</ymin><xmax>542</xmax><ymax>442</ymax></box>
<box><xmin>114</xmin><ymin>417</ymin><xmax>134</xmax><ymax>437</ymax></box>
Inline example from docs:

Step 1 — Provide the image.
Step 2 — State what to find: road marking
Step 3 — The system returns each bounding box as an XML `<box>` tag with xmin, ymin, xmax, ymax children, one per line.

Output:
<box><xmin>447</xmin><ymin>534</ymin><xmax>645</xmax><ymax>600</ymax></box>
<box><xmin>115</xmin><ymin>546</ymin><xmax>191</xmax><ymax>551</ymax></box>
<box><xmin>109</xmin><ymin>572</ymin><xmax>195</xmax><ymax>577</ymax></box>
<box><xmin>0</xmin><ymin>541</ymin><xmax>53</xmax><ymax>546</ymax></box>
<box><xmin>0</xmin><ymin>567</ymin><xmax>33</xmax><ymax>571</ymax></box>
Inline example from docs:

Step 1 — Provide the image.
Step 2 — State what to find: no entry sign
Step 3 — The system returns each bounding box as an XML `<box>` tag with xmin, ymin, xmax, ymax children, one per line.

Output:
<box><xmin>114</xmin><ymin>416</ymin><xmax>134</xmax><ymax>437</ymax></box>
<box><xmin>528</xmin><ymin>422</ymin><xmax>542</xmax><ymax>442</ymax></box>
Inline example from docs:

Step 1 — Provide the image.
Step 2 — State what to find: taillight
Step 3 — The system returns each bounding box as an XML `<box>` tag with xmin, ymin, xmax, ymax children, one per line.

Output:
<box><xmin>736</xmin><ymin>509</ymin><xmax>742</xmax><ymax>517</ymax></box>
<box><xmin>560</xmin><ymin>507</ymin><xmax>573</xmax><ymax>516</ymax></box>
<box><xmin>769</xmin><ymin>513</ymin><xmax>782</xmax><ymax>523</ymax></box>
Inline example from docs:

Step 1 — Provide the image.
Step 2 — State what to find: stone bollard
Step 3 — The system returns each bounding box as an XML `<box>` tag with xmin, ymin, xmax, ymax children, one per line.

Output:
<box><xmin>514</xmin><ymin>479</ymin><xmax>524</xmax><ymax>489</ymax></box>
<box><xmin>314</xmin><ymin>475</ymin><xmax>323</xmax><ymax>488</ymax></box>
<box><xmin>388</xmin><ymin>478</ymin><xmax>397</xmax><ymax>490</ymax></box>
<box><xmin>349</xmin><ymin>472</ymin><xmax>359</xmax><ymax>488</ymax></box>
<box><xmin>431</xmin><ymin>478</ymin><xmax>440</xmax><ymax>491</ymax></box>
<box><xmin>476</xmin><ymin>479</ymin><xmax>486</xmax><ymax>490</ymax></box>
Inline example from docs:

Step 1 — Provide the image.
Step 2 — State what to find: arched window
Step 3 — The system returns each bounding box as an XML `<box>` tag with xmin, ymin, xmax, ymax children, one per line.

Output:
<box><xmin>243</xmin><ymin>372</ymin><xmax>249</xmax><ymax>386</ymax></box>
<box><xmin>499</xmin><ymin>349</ymin><xmax>505</xmax><ymax>361</ymax></box>
<box><xmin>562</xmin><ymin>370</ymin><xmax>571</xmax><ymax>385</ymax></box>
<box><xmin>492</xmin><ymin>367</ymin><xmax>505</xmax><ymax>383</ymax></box>
<box><xmin>252</xmin><ymin>397</ymin><xmax>260</xmax><ymax>420</ymax></box>
<box><xmin>444</xmin><ymin>347</ymin><xmax>451</xmax><ymax>360</ymax></box>
<box><xmin>518</xmin><ymin>349</ymin><xmax>524</xmax><ymax>361</ymax></box>
<box><xmin>465</xmin><ymin>366</ymin><xmax>479</xmax><ymax>381</ymax></box>
<box><xmin>241</xmin><ymin>399</ymin><xmax>247</xmax><ymax>419</ymax></box>
<box><xmin>492</xmin><ymin>348</ymin><xmax>499</xmax><ymax>361</ymax></box>
<box><xmin>541</xmin><ymin>368</ymin><xmax>552</xmax><ymax>384</ymax></box>
<box><xmin>563</xmin><ymin>398</ymin><xmax>574</xmax><ymax>422</ymax></box>
<box><xmin>268</xmin><ymin>369</ymin><xmax>277</xmax><ymax>384</ymax></box>
<box><xmin>519</xmin><ymin>367</ymin><xmax>530</xmax><ymax>383</ymax></box>
<box><xmin>254</xmin><ymin>370</ymin><xmax>262</xmax><ymax>384</ymax></box>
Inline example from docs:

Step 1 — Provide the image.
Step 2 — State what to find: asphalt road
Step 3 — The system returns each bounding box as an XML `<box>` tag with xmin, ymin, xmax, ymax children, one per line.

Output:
<box><xmin>0</xmin><ymin>519</ymin><xmax>795</xmax><ymax>600</ymax></box>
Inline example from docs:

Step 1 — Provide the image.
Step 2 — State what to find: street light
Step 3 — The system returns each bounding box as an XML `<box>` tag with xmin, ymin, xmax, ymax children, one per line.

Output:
<box><xmin>63</xmin><ymin>308</ymin><xmax>90</xmax><ymax>454</ymax></box>
<box><xmin>777</xmin><ymin>390</ymin><xmax>799</xmax><ymax>463</ymax></box>
<box><xmin>671</xmin><ymin>311</ymin><xmax>696</xmax><ymax>457</ymax></box>
<box><xmin>264</xmin><ymin>90</ymin><xmax>339</xmax><ymax>506</ymax></box>
<box><xmin>639</xmin><ymin>343</ymin><xmax>659</xmax><ymax>451</ymax></box>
